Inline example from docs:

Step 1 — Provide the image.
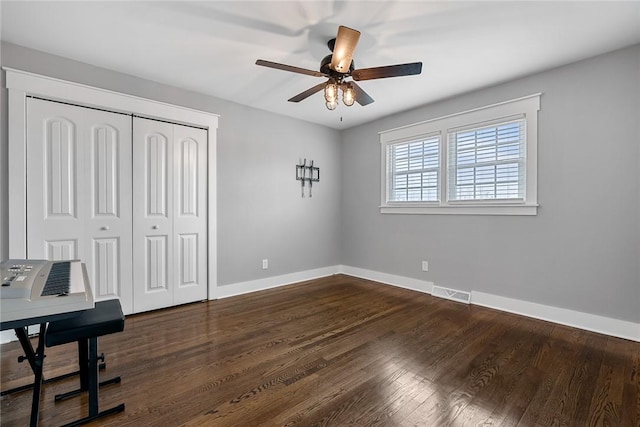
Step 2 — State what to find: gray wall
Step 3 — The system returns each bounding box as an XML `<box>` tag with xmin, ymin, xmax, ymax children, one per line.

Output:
<box><xmin>340</xmin><ymin>44</ymin><xmax>640</xmax><ymax>323</ymax></box>
<box><xmin>0</xmin><ymin>41</ymin><xmax>342</xmax><ymax>286</ymax></box>
<box><xmin>1</xmin><ymin>41</ymin><xmax>639</xmax><ymax>324</ymax></box>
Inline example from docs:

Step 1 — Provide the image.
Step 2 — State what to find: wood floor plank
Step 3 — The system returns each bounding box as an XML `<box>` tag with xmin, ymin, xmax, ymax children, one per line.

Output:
<box><xmin>1</xmin><ymin>274</ymin><xmax>638</xmax><ymax>426</ymax></box>
<box><xmin>535</xmin><ymin>331</ymin><xmax>608</xmax><ymax>426</ymax></box>
<box><xmin>585</xmin><ymin>337</ymin><xmax>629</xmax><ymax>427</ymax></box>
<box><xmin>452</xmin><ymin>319</ymin><xmax>554</xmax><ymax>426</ymax></box>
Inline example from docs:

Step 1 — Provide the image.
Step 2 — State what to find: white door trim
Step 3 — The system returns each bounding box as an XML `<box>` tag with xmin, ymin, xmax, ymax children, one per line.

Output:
<box><xmin>5</xmin><ymin>67</ymin><xmax>219</xmax><ymax>299</ymax></box>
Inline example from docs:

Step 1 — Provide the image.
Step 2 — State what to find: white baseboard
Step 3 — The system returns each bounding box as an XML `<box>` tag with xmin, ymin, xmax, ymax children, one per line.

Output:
<box><xmin>213</xmin><ymin>265</ymin><xmax>433</xmax><ymax>300</ymax></box>
<box><xmin>337</xmin><ymin>265</ymin><xmax>433</xmax><ymax>294</ymax></box>
<box><xmin>4</xmin><ymin>267</ymin><xmax>636</xmax><ymax>344</ymax></box>
<box><xmin>1</xmin><ymin>325</ymin><xmax>39</xmax><ymax>344</ymax></box>
<box><xmin>213</xmin><ymin>266</ymin><xmax>340</xmax><ymax>299</ymax></box>
<box><xmin>472</xmin><ymin>291</ymin><xmax>640</xmax><ymax>342</ymax></box>
<box><xmin>1</xmin><ymin>330</ymin><xmax>16</xmax><ymax>344</ymax></box>
<box><xmin>337</xmin><ymin>265</ymin><xmax>638</xmax><ymax>342</ymax></box>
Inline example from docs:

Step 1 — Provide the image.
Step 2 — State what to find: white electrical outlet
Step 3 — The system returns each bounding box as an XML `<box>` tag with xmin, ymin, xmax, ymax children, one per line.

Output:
<box><xmin>262</xmin><ymin>259</ymin><xmax>269</xmax><ymax>270</ymax></box>
<box><xmin>421</xmin><ymin>261</ymin><xmax>429</xmax><ymax>271</ymax></box>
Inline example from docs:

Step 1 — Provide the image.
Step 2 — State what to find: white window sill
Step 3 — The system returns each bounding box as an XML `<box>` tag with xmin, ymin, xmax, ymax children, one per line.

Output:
<box><xmin>379</xmin><ymin>203</ymin><xmax>538</xmax><ymax>216</ymax></box>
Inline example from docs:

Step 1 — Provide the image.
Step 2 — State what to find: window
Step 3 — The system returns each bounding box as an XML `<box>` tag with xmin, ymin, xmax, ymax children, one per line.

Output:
<box><xmin>448</xmin><ymin>118</ymin><xmax>525</xmax><ymax>202</ymax></box>
<box><xmin>380</xmin><ymin>94</ymin><xmax>540</xmax><ymax>215</ymax></box>
<box><xmin>389</xmin><ymin>134</ymin><xmax>440</xmax><ymax>202</ymax></box>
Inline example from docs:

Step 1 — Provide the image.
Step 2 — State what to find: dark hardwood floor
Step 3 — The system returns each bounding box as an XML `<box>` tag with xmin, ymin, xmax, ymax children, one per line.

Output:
<box><xmin>1</xmin><ymin>274</ymin><xmax>638</xmax><ymax>426</ymax></box>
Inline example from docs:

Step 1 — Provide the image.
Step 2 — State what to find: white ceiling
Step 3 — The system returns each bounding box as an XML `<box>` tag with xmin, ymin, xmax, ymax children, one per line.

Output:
<box><xmin>2</xmin><ymin>1</ymin><xmax>640</xmax><ymax>130</ymax></box>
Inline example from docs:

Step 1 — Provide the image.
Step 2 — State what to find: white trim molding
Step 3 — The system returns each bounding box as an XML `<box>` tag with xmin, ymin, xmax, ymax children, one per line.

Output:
<box><xmin>3</xmin><ymin>67</ymin><xmax>219</xmax><ymax>299</ymax></box>
<box><xmin>1</xmin><ymin>326</ymin><xmax>39</xmax><ymax>344</ymax></box>
<box><xmin>379</xmin><ymin>204</ymin><xmax>538</xmax><ymax>216</ymax></box>
<box><xmin>214</xmin><ymin>266</ymin><xmax>339</xmax><ymax>299</ymax></box>
<box><xmin>339</xmin><ymin>265</ymin><xmax>638</xmax><ymax>342</ymax></box>
<box><xmin>215</xmin><ymin>265</ymin><xmax>434</xmax><ymax>300</ymax></box>
<box><xmin>472</xmin><ymin>291</ymin><xmax>640</xmax><ymax>342</ymax></box>
<box><xmin>338</xmin><ymin>265</ymin><xmax>434</xmax><ymax>294</ymax></box>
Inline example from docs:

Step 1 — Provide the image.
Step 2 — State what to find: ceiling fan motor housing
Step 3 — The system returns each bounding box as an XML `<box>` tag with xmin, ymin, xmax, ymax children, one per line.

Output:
<box><xmin>320</xmin><ymin>54</ymin><xmax>355</xmax><ymax>78</ymax></box>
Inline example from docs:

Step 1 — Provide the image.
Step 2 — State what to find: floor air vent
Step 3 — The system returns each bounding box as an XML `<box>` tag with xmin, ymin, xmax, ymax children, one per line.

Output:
<box><xmin>431</xmin><ymin>285</ymin><xmax>471</xmax><ymax>304</ymax></box>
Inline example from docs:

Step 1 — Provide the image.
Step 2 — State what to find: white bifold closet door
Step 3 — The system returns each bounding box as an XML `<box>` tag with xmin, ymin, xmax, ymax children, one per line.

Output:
<box><xmin>132</xmin><ymin>117</ymin><xmax>207</xmax><ymax>312</ymax></box>
<box><xmin>26</xmin><ymin>99</ymin><xmax>208</xmax><ymax>315</ymax></box>
<box><xmin>26</xmin><ymin>97</ymin><xmax>134</xmax><ymax>313</ymax></box>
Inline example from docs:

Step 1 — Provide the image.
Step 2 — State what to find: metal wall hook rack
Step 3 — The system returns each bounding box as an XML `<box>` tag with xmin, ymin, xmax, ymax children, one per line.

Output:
<box><xmin>296</xmin><ymin>158</ymin><xmax>320</xmax><ymax>197</ymax></box>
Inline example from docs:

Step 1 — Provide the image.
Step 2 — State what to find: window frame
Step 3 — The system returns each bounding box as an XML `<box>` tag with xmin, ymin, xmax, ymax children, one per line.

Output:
<box><xmin>380</xmin><ymin>94</ymin><xmax>540</xmax><ymax>215</ymax></box>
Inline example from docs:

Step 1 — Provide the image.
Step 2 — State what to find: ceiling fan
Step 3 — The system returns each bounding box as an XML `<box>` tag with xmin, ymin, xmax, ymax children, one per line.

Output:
<box><xmin>256</xmin><ymin>25</ymin><xmax>422</xmax><ymax>110</ymax></box>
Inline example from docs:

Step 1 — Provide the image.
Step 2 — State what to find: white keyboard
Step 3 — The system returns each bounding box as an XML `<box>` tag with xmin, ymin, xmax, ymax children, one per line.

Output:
<box><xmin>1</xmin><ymin>260</ymin><xmax>94</xmax><ymax>324</ymax></box>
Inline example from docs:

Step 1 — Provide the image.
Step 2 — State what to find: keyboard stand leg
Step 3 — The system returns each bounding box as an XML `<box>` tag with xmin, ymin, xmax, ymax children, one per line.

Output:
<box><xmin>78</xmin><ymin>338</ymin><xmax>89</xmax><ymax>391</ymax></box>
<box><xmin>0</xmin><ymin>328</ymin><xmax>39</xmax><ymax>396</ymax></box>
<box><xmin>15</xmin><ymin>327</ymin><xmax>38</xmax><ymax>372</ymax></box>
<box><xmin>59</xmin><ymin>337</ymin><xmax>125</xmax><ymax>427</ymax></box>
<box><xmin>54</xmin><ymin>338</ymin><xmax>116</xmax><ymax>402</ymax></box>
<box><xmin>87</xmin><ymin>337</ymin><xmax>98</xmax><ymax>417</ymax></box>
<box><xmin>0</xmin><ymin>325</ymin><xmax>46</xmax><ymax>426</ymax></box>
<box><xmin>54</xmin><ymin>377</ymin><xmax>121</xmax><ymax>401</ymax></box>
<box><xmin>29</xmin><ymin>323</ymin><xmax>47</xmax><ymax>427</ymax></box>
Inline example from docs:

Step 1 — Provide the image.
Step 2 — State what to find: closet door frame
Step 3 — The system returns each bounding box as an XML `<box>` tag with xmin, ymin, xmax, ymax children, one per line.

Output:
<box><xmin>5</xmin><ymin>67</ymin><xmax>219</xmax><ymax>299</ymax></box>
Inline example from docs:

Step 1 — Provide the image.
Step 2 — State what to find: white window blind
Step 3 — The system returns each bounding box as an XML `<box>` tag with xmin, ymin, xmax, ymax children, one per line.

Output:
<box><xmin>447</xmin><ymin>118</ymin><xmax>525</xmax><ymax>202</ymax></box>
<box><xmin>388</xmin><ymin>135</ymin><xmax>440</xmax><ymax>202</ymax></box>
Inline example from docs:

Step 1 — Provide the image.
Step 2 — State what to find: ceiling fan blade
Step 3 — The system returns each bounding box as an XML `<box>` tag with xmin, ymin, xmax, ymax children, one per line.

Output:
<box><xmin>351</xmin><ymin>82</ymin><xmax>374</xmax><ymax>106</ymax></box>
<box><xmin>351</xmin><ymin>62</ymin><xmax>423</xmax><ymax>81</ymax></box>
<box><xmin>288</xmin><ymin>82</ymin><xmax>327</xmax><ymax>103</ymax></box>
<box><xmin>256</xmin><ymin>59</ymin><xmax>326</xmax><ymax>77</ymax></box>
<box><xmin>330</xmin><ymin>26</ymin><xmax>361</xmax><ymax>73</ymax></box>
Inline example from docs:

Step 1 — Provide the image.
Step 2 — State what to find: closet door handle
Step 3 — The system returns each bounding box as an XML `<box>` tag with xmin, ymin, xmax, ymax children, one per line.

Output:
<box><xmin>100</xmin><ymin>226</ymin><xmax>110</xmax><ymax>231</ymax></box>
<box><xmin>152</xmin><ymin>225</ymin><xmax>159</xmax><ymax>230</ymax></box>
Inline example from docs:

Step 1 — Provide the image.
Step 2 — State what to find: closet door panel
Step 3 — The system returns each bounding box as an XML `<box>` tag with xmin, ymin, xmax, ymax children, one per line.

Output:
<box><xmin>27</xmin><ymin>98</ymin><xmax>133</xmax><ymax>313</ymax></box>
<box><xmin>146</xmin><ymin>235</ymin><xmax>169</xmax><ymax>290</ymax></box>
<box><xmin>173</xmin><ymin>125</ymin><xmax>207</xmax><ymax>305</ymax></box>
<box><xmin>27</xmin><ymin>100</ymin><xmax>84</xmax><ymax>260</ymax></box>
<box><xmin>45</xmin><ymin>240</ymin><xmax>78</xmax><ymax>261</ymax></box>
<box><xmin>133</xmin><ymin>118</ymin><xmax>174</xmax><ymax>312</ymax></box>
<box><xmin>146</xmin><ymin>133</ymin><xmax>170</xmax><ymax>217</ymax></box>
<box><xmin>93</xmin><ymin>237</ymin><xmax>120</xmax><ymax>298</ymax></box>
<box><xmin>45</xmin><ymin>118</ymin><xmax>77</xmax><ymax>217</ymax></box>
<box><xmin>88</xmin><ymin>120</ymin><xmax>133</xmax><ymax>313</ymax></box>
<box><xmin>91</xmin><ymin>124</ymin><xmax>120</xmax><ymax>217</ymax></box>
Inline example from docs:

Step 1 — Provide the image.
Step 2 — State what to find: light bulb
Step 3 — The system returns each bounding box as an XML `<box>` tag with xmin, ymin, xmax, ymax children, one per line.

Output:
<box><xmin>342</xmin><ymin>84</ymin><xmax>356</xmax><ymax>107</ymax></box>
<box><xmin>325</xmin><ymin>99</ymin><xmax>338</xmax><ymax>110</ymax></box>
<box><xmin>324</xmin><ymin>82</ymin><xmax>338</xmax><ymax>103</ymax></box>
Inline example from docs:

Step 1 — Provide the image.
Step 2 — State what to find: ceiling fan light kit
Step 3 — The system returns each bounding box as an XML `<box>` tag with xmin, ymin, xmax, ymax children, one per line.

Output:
<box><xmin>323</xmin><ymin>80</ymin><xmax>356</xmax><ymax>110</ymax></box>
<box><xmin>324</xmin><ymin>81</ymin><xmax>338</xmax><ymax>102</ymax></box>
<box><xmin>256</xmin><ymin>25</ymin><xmax>422</xmax><ymax>111</ymax></box>
<box><xmin>342</xmin><ymin>83</ymin><xmax>356</xmax><ymax>107</ymax></box>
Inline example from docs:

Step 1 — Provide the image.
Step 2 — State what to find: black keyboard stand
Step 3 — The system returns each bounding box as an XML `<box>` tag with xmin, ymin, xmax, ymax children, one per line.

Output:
<box><xmin>0</xmin><ymin>324</ymin><xmax>48</xmax><ymax>427</ymax></box>
<box><xmin>1</xmin><ymin>311</ymin><xmax>90</xmax><ymax>427</ymax></box>
<box><xmin>0</xmin><ymin>329</ymin><xmax>107</xmax><ymax>397</ymax></box>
